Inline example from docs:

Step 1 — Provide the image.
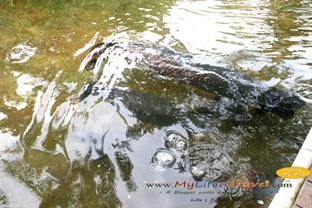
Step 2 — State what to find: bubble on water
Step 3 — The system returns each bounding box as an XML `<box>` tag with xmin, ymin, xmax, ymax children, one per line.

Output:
<box><xmin>164</xmin><ymin>130</ymin><xmax>188</xmax><ymax>152</ymax></box>
<box><xmin>151</xmin><ymin>148</ymin><xmax>176</xmax><ymax>169</ymax></box>
<box><xmin>175</xmin><ymin>139</ymin><xmax>188</xmax><ymax>151</ymax></box>
<box><xmin>186</xmin><ymin>143</ymin><xmax>238</xmax><ymax>181</ymax></box>
<box><xmin>189</xmin><ymin>165</ymin><xmax>206</xmax><ymax>179</ymax></box>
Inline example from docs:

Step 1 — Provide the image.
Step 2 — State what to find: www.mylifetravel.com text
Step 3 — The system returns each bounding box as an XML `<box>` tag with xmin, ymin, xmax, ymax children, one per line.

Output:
<box><xmin>145</xmin><ymin>180</ymin><xmax>292</xmax><ymax>190</ymax></box>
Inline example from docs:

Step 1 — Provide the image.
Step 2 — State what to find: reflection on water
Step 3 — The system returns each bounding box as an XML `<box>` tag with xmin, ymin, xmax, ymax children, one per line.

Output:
<box><xmin>5</xmin><ymin>42</ymin><xmax>37</xmax><ymax>64</ymax></box>
<box><xmin>0</xmin><ymin>0</ymin><xmax>311</xmax><ymax>207</ymax></box>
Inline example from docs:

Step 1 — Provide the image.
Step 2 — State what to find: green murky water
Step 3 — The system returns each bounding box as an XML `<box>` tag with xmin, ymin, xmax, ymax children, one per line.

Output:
<box><xmin>0</xmin><ymin>0</ymin><xmax>312</xmax><ymax>207</ymax></box>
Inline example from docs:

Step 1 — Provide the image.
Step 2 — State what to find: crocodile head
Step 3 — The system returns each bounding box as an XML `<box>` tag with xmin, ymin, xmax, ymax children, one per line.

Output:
<box><xmin>257</xmin><ymin>88</ymin><xmax>305</xmax><ymax>119</ymax></box>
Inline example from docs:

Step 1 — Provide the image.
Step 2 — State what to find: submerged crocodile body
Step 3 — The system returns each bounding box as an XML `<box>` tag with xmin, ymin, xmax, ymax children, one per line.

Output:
<box><xmin>80</xmin><ymin>41</ymin><xmax>305</xmax><ymax>119</ymax></box>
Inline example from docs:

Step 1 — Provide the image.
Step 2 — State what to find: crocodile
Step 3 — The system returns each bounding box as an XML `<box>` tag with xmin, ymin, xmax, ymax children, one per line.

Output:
<box><xmin>80</xmin><ymin>41</ymin><xmax>305</xmax><ymax>119</ymax></box>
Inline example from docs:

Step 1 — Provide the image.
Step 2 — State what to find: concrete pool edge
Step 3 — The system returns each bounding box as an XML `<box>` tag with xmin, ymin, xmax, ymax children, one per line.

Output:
<box><xmin>269</xmin><ymin>127</ymin><xmax>312</xmax><ymax>208</ymax></box>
